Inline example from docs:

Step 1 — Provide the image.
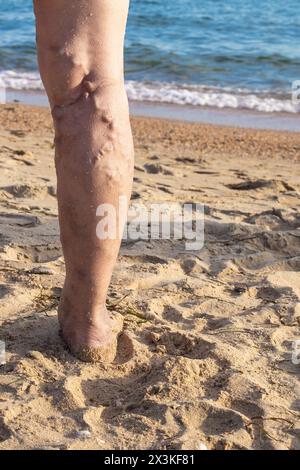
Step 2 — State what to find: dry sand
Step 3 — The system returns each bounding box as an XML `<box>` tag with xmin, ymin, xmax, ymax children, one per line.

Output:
<box><xmin>0</xmin><ymin>104</ymin><xmax>300</xmax><ymax>450</ymax></box>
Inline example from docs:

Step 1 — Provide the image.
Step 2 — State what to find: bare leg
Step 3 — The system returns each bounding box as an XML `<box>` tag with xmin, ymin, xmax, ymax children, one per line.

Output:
<box><xmin>34</xmin><ymin>0</ymin><xmax>134</xmax><ymax>362</ymax></box>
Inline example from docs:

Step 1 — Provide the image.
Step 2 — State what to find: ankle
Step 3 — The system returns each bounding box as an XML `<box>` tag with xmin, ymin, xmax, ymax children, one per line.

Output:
<box><xmin>59</xmin><ymin>289</ymin><xmax>108</xmax><ymax>321</ymax></box>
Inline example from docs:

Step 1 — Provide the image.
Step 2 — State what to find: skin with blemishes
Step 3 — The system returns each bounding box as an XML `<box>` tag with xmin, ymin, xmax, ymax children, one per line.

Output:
<box><xmin>33</xmin><ymin>0</ymin><xmax>134</xmax><ymax>362</ymax></box>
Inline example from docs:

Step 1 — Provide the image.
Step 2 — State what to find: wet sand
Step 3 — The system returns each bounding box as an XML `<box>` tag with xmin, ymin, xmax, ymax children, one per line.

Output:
<box><xmin>5</xmin><ymin>89</ymin><xmax>300</xmax><ymax>131</ymax></box>
<box><xmin>0</xmin><ymin>104</ymin><xmax>300</xmax><ymax>450</ymax></box>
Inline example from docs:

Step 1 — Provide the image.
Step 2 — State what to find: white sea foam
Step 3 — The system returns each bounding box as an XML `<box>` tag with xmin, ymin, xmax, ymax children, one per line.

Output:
<box><xmin>0</xmin><ymin>70</ymin><xmax>43</xmax><ymax>91</ymax></box>
<box><xmin>0</xmin><ymin>70</ymin><xmax>299</xmax><ymax>114</ymax></box>
<box><xmin>125</xmin><ymin>81</ymin><xmax>300</xmax><ymax>114</ymax></box>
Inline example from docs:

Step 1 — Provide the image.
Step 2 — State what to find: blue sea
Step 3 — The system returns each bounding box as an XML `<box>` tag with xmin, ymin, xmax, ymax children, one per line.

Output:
<box><xmin>0</xmin><ymin>0</ymin><xmax>300</xmax><ymax>114</ymax></box>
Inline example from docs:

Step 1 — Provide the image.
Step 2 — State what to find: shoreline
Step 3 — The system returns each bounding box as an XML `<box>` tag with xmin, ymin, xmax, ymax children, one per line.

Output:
<box><xmin>4</xmin><ymin>88</ymin><xmax>300</xmax><ymax>133</ymax></box>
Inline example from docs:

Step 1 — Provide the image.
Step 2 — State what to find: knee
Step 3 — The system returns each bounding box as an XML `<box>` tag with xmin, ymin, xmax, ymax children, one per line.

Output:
<box><xmin>37</xmin><ymin>41</ymin><xmax>90</xmax><ymax>107</ymax></box>
<box><xmin>52</xmin><ymin>76</ymin><xmax>133</xmax><ymax>175</ymax></box>
<box><xmin>37</xmin><ymin>41</ymin><xmax>126</xmax><ymax>123</ymax></box>
<box><xmin>39</xmin><ymin>43</ymin><xmax>124</xmax><ymax>109</ymax></box>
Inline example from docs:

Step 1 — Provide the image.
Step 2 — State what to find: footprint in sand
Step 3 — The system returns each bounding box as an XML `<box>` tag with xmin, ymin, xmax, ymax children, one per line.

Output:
<box><xmin>0</xmin><ymin>418</ymin><xmax>11</xmax><ymax>443</ymax></box>
<box><xmin>48</xmin><ymin>376</ymin><xmax>86</xmax><ymax>412</ymax></box>
<box><xmin>0</xmin><ymin>213</ymin><xmax>40</xmax><ymax>227</ymax></box>
<box><xmin>162</xmin><ymin>306</ymin><xmax>185</xmax><ymax>323</ymax></box>
<box><xmin>227</xmin><ymin>179</ymin><xmax>296</xmax><ymax>192</ymax></box>
<box><xmin>2</xmin><ymin>184</ymin><xmax>48</xmax><ymax>199</ymax></box>
<box><xmin>245</xmin><ymin>209</ymin><xmax>286</xmax><ymax>229</ymax></box>
<box><xmin>147</xmin><ymin>329</ymin><xmax>215</xmax><ymax>359</ymax></box>
<box><xmin>265</xmin><ymin>271</ymin><xmax>300</xmax><ymax>326</ymax></box>
<box><xmin>1</xmin><ymin>243</ymin><xmax>62</xmax><ymax>263</ymax></box>
<box><xmin>144</xmin><ymin>163</ymin><xmax>174</xmax><ymax>176</ymax></box>
<box><xmin>168</xmin><ymin>401</ymin><xmax>247</xmax><ymax>448</ymax></box>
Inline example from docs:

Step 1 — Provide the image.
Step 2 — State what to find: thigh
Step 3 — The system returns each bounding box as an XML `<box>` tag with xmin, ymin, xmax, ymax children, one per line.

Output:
<box><xmin>33</xmin><ymin>0</ymin><xmax>130</xmax><ymax>106</ymax></box>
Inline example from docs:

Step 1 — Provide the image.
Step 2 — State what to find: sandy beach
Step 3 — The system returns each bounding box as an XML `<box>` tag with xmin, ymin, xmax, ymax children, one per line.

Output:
<box><xmin>0</xmin><ymin>103</ymin><xmax>300</xmax><ymax>450</ymax></box>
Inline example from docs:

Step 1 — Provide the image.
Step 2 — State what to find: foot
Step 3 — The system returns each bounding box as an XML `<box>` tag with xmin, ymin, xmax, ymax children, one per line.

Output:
<box><xmin>58</xmin><ymin>298</ymin><xmax>123</xmax><ymax>363</ymax></box>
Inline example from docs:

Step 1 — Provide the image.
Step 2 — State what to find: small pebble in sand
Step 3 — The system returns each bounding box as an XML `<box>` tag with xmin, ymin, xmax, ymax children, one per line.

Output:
<box><xmin>199</xmin><ymin>443</ymin><xmax>208</xmax><ymax>450</ymax></box>
<box><xmin>28</xmin><ymin>266</ymin><xmax>55</xmax><ymax>275</ymax></box>
<box><xmin>76</xmin><ymin>429</ymin><xmax>92</xmax><ymax>440</ymax></box>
